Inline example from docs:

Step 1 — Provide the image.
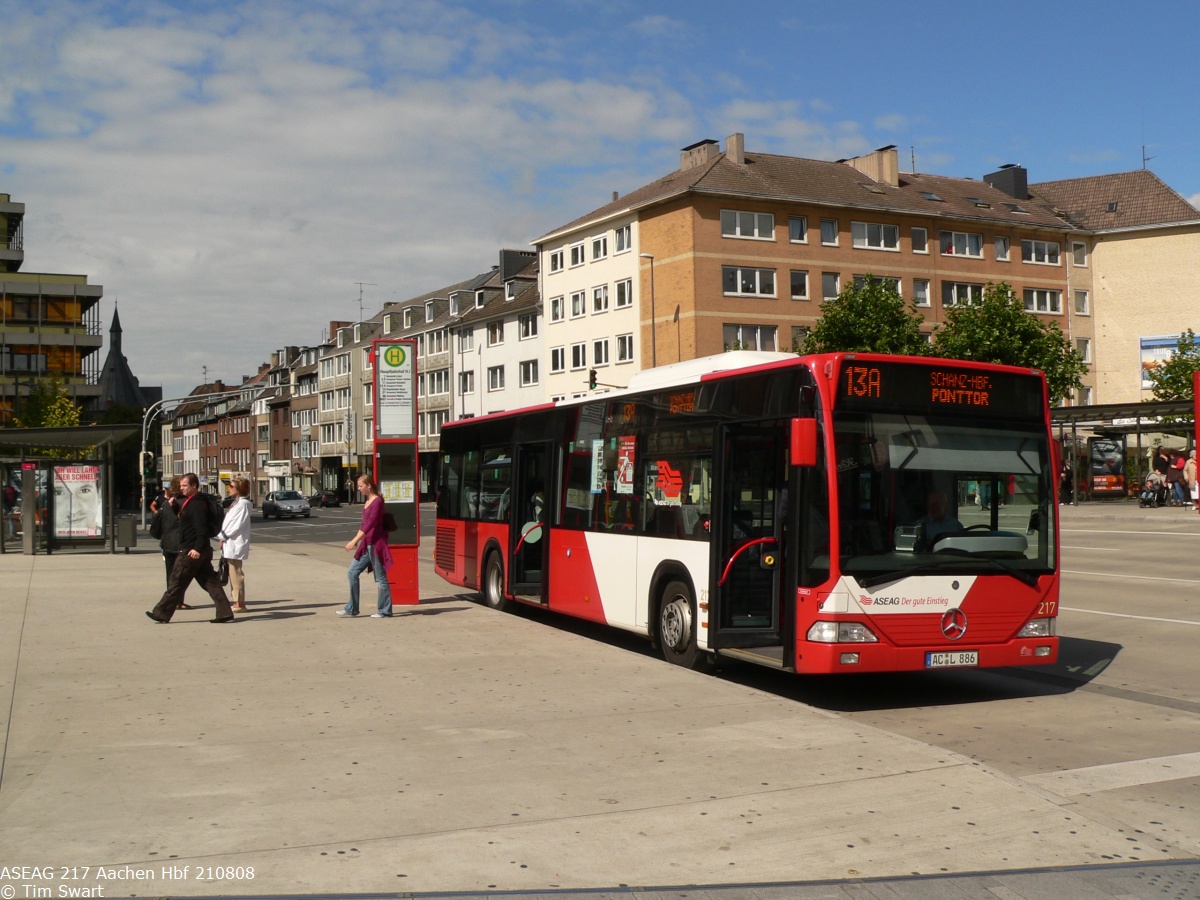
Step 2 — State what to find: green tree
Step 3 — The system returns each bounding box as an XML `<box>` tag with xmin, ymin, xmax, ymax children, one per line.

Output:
<box><xmin>13</xmin><ymin>377</ymin><xmax>82</xmax><ymax>429</ymax></box>
<box><xmin>932</xmin><ymin>282</ymin><xmax>1086</xmax><ymax>405</ymax></box>
<box><xmin>1145</xmin><ymin>329</ymin><xmax>1200</xmax><ymax>403</ymax></box>
<box><xmin>802</xmin><ymin>276</ymin><xmax>928</xmax><ymax>355</ymax></box>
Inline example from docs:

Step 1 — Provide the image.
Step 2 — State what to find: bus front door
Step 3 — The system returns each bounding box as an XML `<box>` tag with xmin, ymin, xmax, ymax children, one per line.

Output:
<box><xmin>509</xmin><ymin>442</ymin><xmax>551</xmax><ymax>603</ymax></box>
<box><xmin>712</xmin><ymin>427</ymin><xmax>785</xmax><ymax>654</ymax></box>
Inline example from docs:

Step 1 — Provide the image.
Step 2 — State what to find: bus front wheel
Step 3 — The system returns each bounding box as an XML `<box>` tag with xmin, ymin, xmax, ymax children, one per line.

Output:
<box><xmin>658</xmin><ymin>580</ymin><xmax>708</xmax><ymax>670</ymax></box>
<box><xmin>482</xmin><ymin>552</ymin><xmax>510</xmax><ymax>612</ymax></box>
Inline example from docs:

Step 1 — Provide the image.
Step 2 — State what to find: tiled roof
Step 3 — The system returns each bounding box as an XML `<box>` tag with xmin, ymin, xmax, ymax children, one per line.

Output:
<box><xmin>537</xmin><ymin>151</ymin><xmax>1072</xmax><ymax>241</ymax></box>
<box><xmin>1029</xmin><ymin>169</ymin><xmax>1200</xmax><ymax>232</ymax></box>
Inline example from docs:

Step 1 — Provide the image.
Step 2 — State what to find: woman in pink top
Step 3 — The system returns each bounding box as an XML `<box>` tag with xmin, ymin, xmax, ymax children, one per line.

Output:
<box><xmin>336</xmin><ymin>474</ymin><xmax>394</xmax><ymax>618</ymax></box>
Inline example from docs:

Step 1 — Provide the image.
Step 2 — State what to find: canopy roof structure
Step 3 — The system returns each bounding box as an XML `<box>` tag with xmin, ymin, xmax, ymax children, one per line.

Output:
<box><xmin>0</xmin><ymin>424</ymin><xmax>141</xmax><ymax>453</ymax></box>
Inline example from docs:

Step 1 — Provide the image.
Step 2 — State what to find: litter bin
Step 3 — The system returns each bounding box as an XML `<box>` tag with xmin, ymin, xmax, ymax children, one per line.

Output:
<box><xmin>116</xmin><ymin>516</ymin><xmax>138</xmax><ymax>553</ymax></box>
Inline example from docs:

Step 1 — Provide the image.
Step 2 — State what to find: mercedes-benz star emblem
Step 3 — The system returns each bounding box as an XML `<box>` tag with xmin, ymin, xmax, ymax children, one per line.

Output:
<box><xmin>941</xmin><ymin>608</ymin><xmax>968</xmax><ymax>640</ymax></box>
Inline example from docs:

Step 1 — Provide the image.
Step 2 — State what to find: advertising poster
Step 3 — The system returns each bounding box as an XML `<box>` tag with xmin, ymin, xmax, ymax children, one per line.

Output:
<box><xmin>1088</xmin><ymin>437</ymin><xmax>1125</xmax><ymax>496</ymax></box>
<box><xmin>616</xmin><ymin>435</ymin><xmax>636</xmax><ymax>495</ymax></box>
<box><xmin>53</xmin><ymin>465</ymin><xmax>104</xmax><ymax>538</ymax></box>
<box><xmin>1140</xmin><ymin>334</ymin><xmax>1199</xmax><ymax>389</ymax></box>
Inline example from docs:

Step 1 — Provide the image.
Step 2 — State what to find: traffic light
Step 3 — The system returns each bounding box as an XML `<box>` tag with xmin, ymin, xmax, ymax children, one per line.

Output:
<box><xmin>588</xmin><ymin>369</ymin><xmax>597</xmax><ymax>390</ymax></box>
<box><xmin>140</xmin><ymin>451</ymin><xmax>155</xmax><ymax>480</ymax></box>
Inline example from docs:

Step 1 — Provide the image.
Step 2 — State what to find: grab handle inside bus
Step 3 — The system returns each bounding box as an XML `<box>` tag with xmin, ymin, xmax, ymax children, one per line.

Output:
<box><xmin>790</xmin><ymin>417</ymin><xmax>818</xmax><ymax>467</ymax></box>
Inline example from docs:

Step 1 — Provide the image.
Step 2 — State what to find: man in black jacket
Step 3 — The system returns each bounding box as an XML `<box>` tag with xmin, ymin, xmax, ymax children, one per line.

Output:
<box><xmin>147</xmin><ymin>473</ymin><xmax>234</xmax><ymax>623</ymax></box>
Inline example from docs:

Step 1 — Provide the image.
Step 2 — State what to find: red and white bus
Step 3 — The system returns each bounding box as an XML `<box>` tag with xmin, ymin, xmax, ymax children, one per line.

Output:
<box><xmin>434</xmin><ymin>351</ymin><xmax>1059</xmax><ymax>674</ymax></box>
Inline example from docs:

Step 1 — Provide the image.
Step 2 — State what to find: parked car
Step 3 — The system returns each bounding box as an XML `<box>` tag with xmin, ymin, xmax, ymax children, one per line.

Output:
<box><xmin>309</xmin><ymin>489</ymin><xmax>341</xmax><ymax>508</ymax></box>
<box><xmin>262</xmin><ymin>490</ymin><xmax>311</xmax><ymax>519</ymax></box>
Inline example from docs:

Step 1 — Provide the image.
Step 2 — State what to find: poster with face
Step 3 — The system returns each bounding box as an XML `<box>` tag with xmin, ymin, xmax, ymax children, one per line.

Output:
<box><xmin>53</xmin><ymin>465</ymin><xmax>103</xmax><ymax>538</ymax></box>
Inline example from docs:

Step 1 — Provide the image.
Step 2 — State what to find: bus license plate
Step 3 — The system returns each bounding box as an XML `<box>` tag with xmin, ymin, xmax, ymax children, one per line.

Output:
<box><xmin>926</xmin><ymin>650</ymin><xmax>978</xmax><ymax>668</ymax></box>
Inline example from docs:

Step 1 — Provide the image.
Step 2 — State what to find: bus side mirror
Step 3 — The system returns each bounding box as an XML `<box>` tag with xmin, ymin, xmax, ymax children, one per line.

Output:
<box><xmin>790</xmin><ymin>417</ymin><xmax>818</xmax><ymax>467</ymax></box>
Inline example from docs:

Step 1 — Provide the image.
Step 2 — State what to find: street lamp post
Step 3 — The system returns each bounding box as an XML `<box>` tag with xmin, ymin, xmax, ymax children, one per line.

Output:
<box><xmin>639</xmin><ymin>253</ymin><xmax>657</xmax><ymax>368</ymax></box>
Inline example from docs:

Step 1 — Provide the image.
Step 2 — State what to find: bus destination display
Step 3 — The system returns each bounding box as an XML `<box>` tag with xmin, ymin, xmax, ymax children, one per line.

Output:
<box><xmin>837</xmin><ymin>361</ymin><xmax>1044</xmax><ymax>418</ymax></box>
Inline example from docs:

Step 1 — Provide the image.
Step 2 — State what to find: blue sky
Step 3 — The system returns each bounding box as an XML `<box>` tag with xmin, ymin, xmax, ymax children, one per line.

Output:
<box><xmin>2</xmin><ymin>0</ymin><xmax>1197</xmax><ymax>401</ymax></box>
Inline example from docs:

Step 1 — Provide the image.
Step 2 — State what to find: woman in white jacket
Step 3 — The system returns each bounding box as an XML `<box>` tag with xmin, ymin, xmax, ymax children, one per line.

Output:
<box><xmin>219</xmin><ymin>477</ymin><xmax>253</xmax><ymax>612</ymax></box>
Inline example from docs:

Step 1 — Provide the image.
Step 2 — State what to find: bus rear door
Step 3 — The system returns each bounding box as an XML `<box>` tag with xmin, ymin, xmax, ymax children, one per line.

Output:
<box><xmin>508</xmin><ymin>441</ymin><xmax>552</xmax><ymax>603</ymax></box>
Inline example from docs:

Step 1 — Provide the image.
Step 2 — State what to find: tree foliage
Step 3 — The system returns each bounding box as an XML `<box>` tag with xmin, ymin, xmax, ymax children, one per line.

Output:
<box><xmin>12</xmin><ymin>377</ymin><xmax>82</xmax><ymax>429</ymax></box>
<box><xmin>802</xmin><ymin>276</ymin><xmax>928</xmax><ymax>356</ymax></box>
<box><xmin>1145</xmin><ymin>329</ymin><xmax>1200</xmax><ymax>403</ymax></box>
<box><xmin>931</xmin><ymin>282</ymin><xmax>1086</xmax><ymax>405</ymax></box>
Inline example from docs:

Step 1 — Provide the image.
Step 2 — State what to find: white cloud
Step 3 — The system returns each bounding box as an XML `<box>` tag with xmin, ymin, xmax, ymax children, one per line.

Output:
<box><xmin>1189</xmin><ymin>193</ymin><xmax>1200</xmax><ymax>211</ymax></box>
<box><xmin>0</xmin><ymin>3</ymin><xmax>697</xmax><ymax>399</ymax></box>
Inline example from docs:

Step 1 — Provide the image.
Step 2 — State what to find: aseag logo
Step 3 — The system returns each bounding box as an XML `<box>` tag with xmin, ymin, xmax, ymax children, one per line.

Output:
<box><xmin>383</xmin><ymin>345</ymin><xmax>407</xmax><ymax>368</ymax></box>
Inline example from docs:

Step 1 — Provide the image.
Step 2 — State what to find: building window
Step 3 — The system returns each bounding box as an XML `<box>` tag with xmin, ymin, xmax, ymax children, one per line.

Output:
<box><xmin>1024</xmin><ymin>288</ymin><xmax>1062</xmax><ymax>314</ymax></box>
<box><xmin>458</xmin><ymin>330</ymin><xmax>473</xmax><ymax>352</ymax></box>
<box><xmin>943</xmin><ymin>282</ymin><xmax>984</xmax><ymax>307</ymax></box>
<box><xmin>427</xmin><ymin>329</ymin><xmax>447</xmax><ymax>354</ymax></box>
<box><xmin>788</xmin><ymin>216</ymin><xmax>808</xmax><ymax>243</ymax></box>
<box><xmin>1075</xmin><ymin>338</ymin><xmax>1091</xmax><ymax>363</ymax></box>
<box><xmin>593</xmin><ymin>338</ymin><xmax>610</xmax><ymax>366</ymax></box>
<box><xmin>425</xmin><ymin>302</ymin><xmax>435</xmax><ymax>323</ymax></box>
<box><xmin>570</xmin><ymin>342</ymin><xmax>587</xmax><ymax>369</ymax></box>
<box><xmin>1074</xmin><ymin>290</ymin><xmax>1090</xmax><ymax>315</ymax></box>
<box><xmin>592</xmin><ymin>284</ymin><xmax>609</xmax><ymax>314</ymax></box>
<box><xmin>820</xmin><ymin>218</ymin><xmax>839</xmax><ymax>246</ymax></box>
<box><xmin>615</xmin><ymin>224</ymin><xmax>631</xmax><ymax>253</ymax></box>
<box><xmin>911</xmin><ymin>227</ymin><xmax>928</xmax><ymax>253</ymax></box>
<box><xmin>853</xmin><ymin>274</ymin><xmax>899</xmax><ymax>292</ymax></box>
<box><xmin>569</xmin><ymin>242</ymin><xmax>585</xmax><ymax>267</ymax></box>
<box><xmin>475</xmin><ymin>289</ymin><xmax>486</xmax><ymax>309</ymax></box>
<box><xmin>616</xmin><ymin>333</ymin><xmax>634</xmax><ymax>362</ymax></box>
<box><xmin>1021</xmin><ymin>239</ymin><xmax>1060</xmax><ymax>265</ymax></box>
<box><xmin>487</xmin><ymin>321</ymin><xmax>504</xmax><ymax>346</ymax></box>
<box><xmin>519</xmin><ymin>313</ymin><xmax>538</xmax><ymax>339</ymax></box>
<box><xmin>487</xmin><ymin>365</ymin><xmax>505</xmax><ymax>391</ymax></box>
<box><xmin>851</xmin><ymin>221</ymin><xmax>899</xmax><ymax>251</ymax></box>
<box><xmin>940</xmin><ymin>231</ymin><xmax>983</xmax><ymax>257</ymax></box>
<box><xmin>505</xmin><ymin>281</ymin><xmax>517</xmax><ymax>300</ymax></box>
<box><xmin>364</xmin><ymin>383</ymin><xmax>373</xmax><ymax>406</ymax></box>
<box><xmin>790</xmin><ymin>270</ymin><xmax>809</xmax><ymax>300</ymax></box>
<box><xmin>615</xmin><ymin>278</ymin><xmax>633</xmax><ymax>308</ymax></box>
<box><xmin>995</xmin><ymin>236</ymin><xmax>1010</xmax><ymax>261</ymax></box>
<box><xmin>723</xmin><ymin>324</ymin><xmax>777</xmax><ymax>351</ymax></box>
<box><xmin>821</xmin><ymin>272</ymin><xmax>840</xmax><ymax>300</ymax></box>
<box><xmin>720</xmin><ymin>210</ymin><xmax>774</xmax><ymax>240</ymax></box>
<box><xmin>550</xmin><ymin>346</ymin><xmax>566</xmax><ymax>373</ymax></box>
<box><xmin>459</xmin><ymin>371</ymin><xmax>474</xmax><ymax>395</ymax></box>
<box><xmin>721</xmin><ymin>266</ymin><xmax>776</xmax><ymax>297</ymax></box>
<box><xmin>549</xmin><ymin>249</ymin><xmax>564</xmax><ymax>273</ymax></box>
<box><xmin>520</xmin><ymin>360</ymin><xmax>539</xmax><ymax>386</ymax></box>
<box><xmin>570</xmin><ymin>291</ymin><xmax>586</xmax><ymax>318</ymax></box>
<box><xmin>550</xmin><ymin>295</ymin><xmax>564</xmax><ymax>323</ymax></box>
<box><xmin>1072</xmin><ymin>242</ymin><xmax>1088</xmax><ymax>267</ymax></box>
<box><xmin>591</xmin><ymin>235</ymin><xmax>608</xmax><ymax>260</ymax></box>
<box><xmin>791</xmin><ymin>326</ymin><xmax>810</xmax><ymax>352</ymax></box>
<box><xmin>913</xmin><ymin>279</ymin><xmax>930</xmax><ymax>307</ymax></box>
<box><xmin>428</xmin><ymin>370</ymin><xmax>449</xmax><ymax>395</ymax></box>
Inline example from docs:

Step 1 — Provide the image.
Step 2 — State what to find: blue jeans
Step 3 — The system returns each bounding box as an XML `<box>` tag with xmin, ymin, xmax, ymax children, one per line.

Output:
<box><xmin>344</xmin><ymin>545</ymin><xmax>393</xmax><ymax>616</ymax></box>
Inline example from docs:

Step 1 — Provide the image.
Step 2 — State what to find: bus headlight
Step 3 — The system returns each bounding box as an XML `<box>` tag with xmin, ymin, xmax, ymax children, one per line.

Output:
<box><xmin>1017</xmin><ymin>618</ymin><xmax>1056</xmax><ymax>638</ymax></box>
<box><xmin>807</xmin><ymin>621</ymin><xmax>879</xmax><ymax>643</ymax></box>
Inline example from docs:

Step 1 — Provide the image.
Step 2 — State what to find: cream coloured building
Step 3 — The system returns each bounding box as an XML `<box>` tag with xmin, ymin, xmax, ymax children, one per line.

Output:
<box><xmin>1030</xmin><ymin>171</ymin><xmax>1200</xmax><ymax>404</ymax></box>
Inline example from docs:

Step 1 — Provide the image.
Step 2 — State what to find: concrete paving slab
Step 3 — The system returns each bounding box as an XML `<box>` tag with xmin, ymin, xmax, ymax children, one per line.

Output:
<box><xmin>0</xmin><ymin>542</ymin><xmax>1193</xmax><ymax>899</ymax></box>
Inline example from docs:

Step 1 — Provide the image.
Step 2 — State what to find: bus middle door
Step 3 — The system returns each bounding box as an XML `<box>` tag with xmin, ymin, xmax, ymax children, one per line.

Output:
<box><xmin>712</xmin><ymin>426</ymin><xmax>786</xmax><ymax>654</ymax></box>
<box><xmin>508</xmin><ymin>441</ymin><xmax>551</xmax><ymax>603</ymax></box>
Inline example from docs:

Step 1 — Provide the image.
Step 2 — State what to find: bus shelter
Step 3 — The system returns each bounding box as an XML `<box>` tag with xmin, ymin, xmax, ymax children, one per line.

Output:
<box><xmin>0</xmin><ymin>424</ymin><xmax>140</xmax><ymax>555</ymax></box>
<box><xmin>1050</xmin><ymin>400</ymin><xmax>1193</xmax><ymax>503</ymax></box>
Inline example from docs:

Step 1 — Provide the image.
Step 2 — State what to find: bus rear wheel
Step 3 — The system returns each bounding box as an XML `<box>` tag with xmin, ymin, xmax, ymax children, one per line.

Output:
<box><xmin>658</xmin><ymin>579</ymin><xmax>708</xmax><ymax>670</ymax></box>
<box><xmin>482</xmin><ymin>551</ymin><xmax>510</xmax><ymax>612</ymax></box>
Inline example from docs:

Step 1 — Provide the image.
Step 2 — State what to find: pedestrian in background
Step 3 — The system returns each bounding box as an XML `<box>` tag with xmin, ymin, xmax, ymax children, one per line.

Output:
<box><xmin>1185</xmin><ymin>450</ymin><xmax>1197</xmax><ymax>510</ymax></box>
<box><xmin>337</xmin><ymin>474</ymin><xmax>393</xmax><ymax>618</ymax></box>
<box><xmin>219</xmin><ymin>476</ymin><xmax>252</xmax><ymax>612</ymax></box>
<box><xmin>147</xmin><ymin>472</ymin><xmax>234</xmax><ymax>624</ymax></box>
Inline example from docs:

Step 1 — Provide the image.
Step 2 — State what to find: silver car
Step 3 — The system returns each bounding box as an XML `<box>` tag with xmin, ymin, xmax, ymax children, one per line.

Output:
<box><xmin>262</xmin><ymin>490</ymin><xmax>311</xmax><ymax>520</ymax></box>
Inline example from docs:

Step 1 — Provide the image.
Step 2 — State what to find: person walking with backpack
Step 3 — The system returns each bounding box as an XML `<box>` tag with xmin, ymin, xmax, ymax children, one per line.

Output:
<box><xmin>336</xmin><ymin>474</ymin><xmax>394</xmax><ymax>618</ymax></box>
<box><xmin>219</xmin><ymin>477</ymin><xmax>252</xmax><ymax>612</ymax></box>
<box><xmin>146</xmin><ymin>473</ymin><xmax>235</xmax><ymax>624</ymax></box>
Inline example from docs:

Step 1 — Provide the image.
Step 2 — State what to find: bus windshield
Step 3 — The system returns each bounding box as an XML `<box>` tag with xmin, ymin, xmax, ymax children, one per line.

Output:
<box><xmin>831</xmin><ymin>411</ymin><xmax>1054</xmax><ymax>582</ymax></box>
